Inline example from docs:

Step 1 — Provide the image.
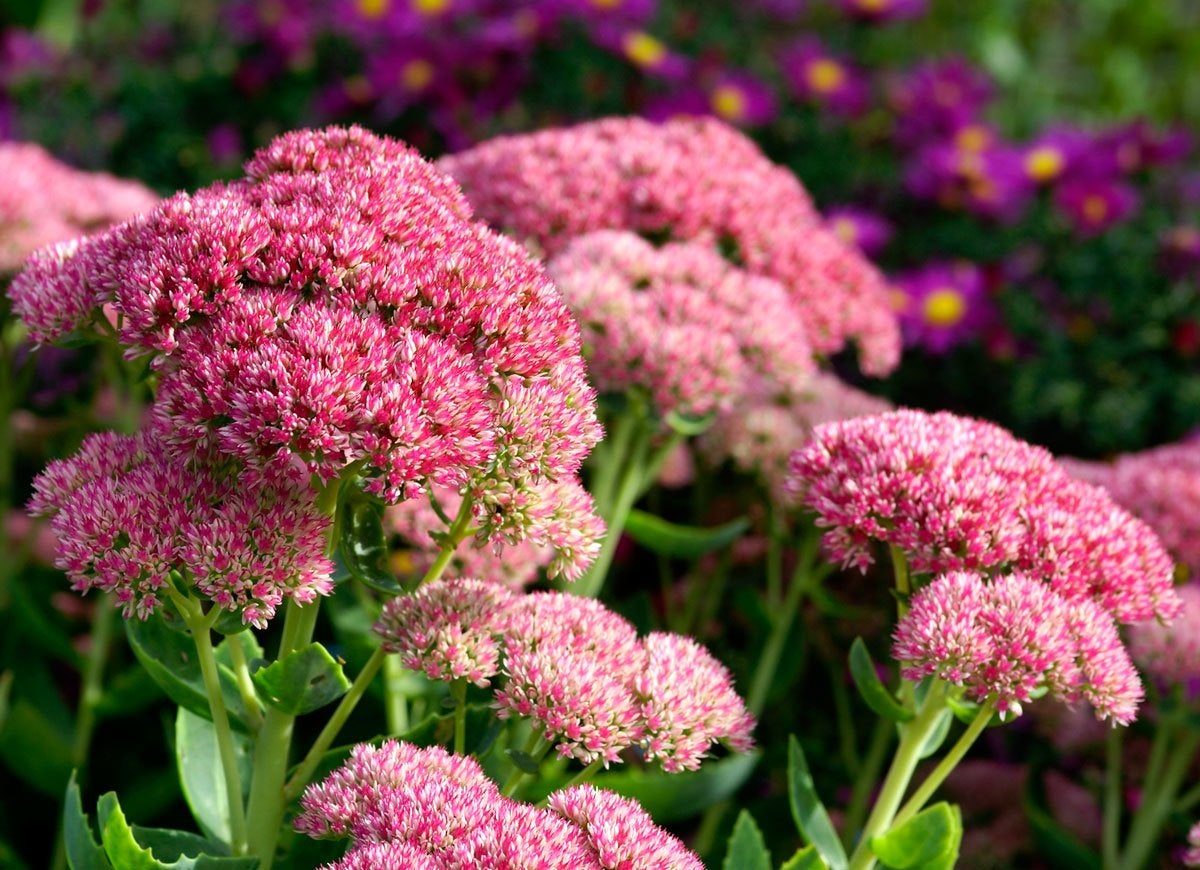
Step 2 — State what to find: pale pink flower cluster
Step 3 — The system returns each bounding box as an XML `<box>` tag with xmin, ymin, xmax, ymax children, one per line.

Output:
<box><xmin>374</xmin><ymin>582</ymin><xmax>755</xmax><ymax>770</ymax></box>
<box><xmin>26</xmin><ymin>431</ymin><xmax>332</xmax><ymax>625</ymax></box>
<box><xmin>441</xmin><ymin>116</ymin><xmax>900</xmax><ymax>376</ymax></box>
<box><xmin>893</xmin><ymin>572</ymin><xmax>1143</xmax><ymax>723</ymax></box>
<box><xmin>546</xmin><ymin>230</ymin><xmax>815</xmax><ymax>420</ymax></box>
<box><xmin>0</xmin><ymin>141</ymin><xmax>157</xmax><ymax>274</ymax></box>
<box><xmin>700</xmin><ymin>371</ymin><xmax>892</xmax><ymax>504</ymax></box>
<box><xmin>1127</xmin><ymin>583</ymin><xmax>1200</xmax><ymax>690</ymax></box>
<box><xmin>295</xmin><ymin>741</ymin><xmax>702</xmax><ymax>869</ymax></box>
<box><xmin>15</xmin><ymin>127</ymin><xmax>607</xmax><ymax>616</ymax></box>
<box><xmin>1185</xmin><ymin>821</ymin><xmax>1200</xmax><ymax>867</ymax></box>
<box><xmin>788</xmin><ymin>410</ymin><xmax>1178</xmax><ymax>624</ymax></box>
<box><xmin>1060</xmin><ymin>441</ymin><xmax>1200</xmax><ymax>577</ymax></box>
<box><xmin>387</xmin><ymin>483</ymin><xmax>602</xmax><ymax>588</ymax></box>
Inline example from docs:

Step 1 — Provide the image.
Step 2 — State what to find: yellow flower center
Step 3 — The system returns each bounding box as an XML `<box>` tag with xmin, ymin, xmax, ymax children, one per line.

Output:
<box><xmin>355</xmin><ymin>0</ymin><xmax>389</xmax><ymax>18</ymax></box>
<box><xmin>591</xmin><ymin>0</ymin><xmax>623</xmax><ymax>7</ymax></box>
<box><xmin>401</xmin><ymin>59</ymin><xmax>435</xmax><ymax>92</ymax></box>
<box><xmin>411</xmin><ymin>0</ymin><xmax>450</xmax><ymax>16</ymax></box>
<box><xmin>711</xmin><ymin>84</ymin><xmax>747</xmax><ymax>122</ymax></box>
<box><xmin>855</xmin><ymin>0</ymin><xmax>889</xmax><ymax>9</ymax></box>
<box><xmin>922</xmin><ymin>288</ymin><xmax>967</xmax><ymax>327</ymax></box>
<box><xmin>1082</xmin><ymin>195</ymin><xmax>1109</xmax><ymax>224</ymax></box>
<box><xmin>832</xmin><ymin>217</ymin><xmax>858</xmax><ymax>245</ymax></box>
<box><xmin>1025</xmin><ymin>146</ymin><xmax>1064</xmax><ymax>182</ymax></box>
<box><xmin>806</xmin><ymin>59</ymin><xmax>845</xmax><ymax>94</ymax></box>
<box><xmin>954</xmin><ymin>124</ymin><xmax>991</xmax><ymax>153</ymax></box>
<box><xmin>622</xmin><ymin>31</ymin><xmax>666</xmax><ymax>68</ymax></box>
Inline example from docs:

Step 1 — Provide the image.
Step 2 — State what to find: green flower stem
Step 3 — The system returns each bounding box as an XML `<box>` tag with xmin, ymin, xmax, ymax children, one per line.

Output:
<box><xmin>282</xmin><ymin>644</ymin><xmax>387</xmax><ymax>803</ymax></box>
<box><xmin>170</xmin><ymin>590</ymin><xmax>248</xmax><ymax>857</ymax></box>
<box><xmin>244</xmin><ymin>599</ymin><xmax>320</xmax><ymax>869</ymax></box>
<box><xmin>888</xmin><ymin>545</ymin><xmax>910</xmax><ymax>619</ymax></box>
<box><xmin>892</xmin><ymin>701</ymin><xmax>995</xmax><ymax>828</ymax></box>
<box><xmin>842</xmin><ymin>717</ymin><xmax>896</xmax><ymax>851</ymax></box>
<box><xmin>420</xmin><ymin>494</ymin><xmax>475</xmax><ymax>590</ymax></box>
<box><xmin>1102</xmin><ymin>725</ymin><xmax>1123</xmax><ymax>870</ymax></box>
<box><xmin>452</xmin><ymin>680</ymin><xmax>468</xmax><ymax>755</ymax></box>
<box><xmin>685</xmin><ymin>549</ymin><xmax>731</xmax><ymax>637</ymax></box>
<box><xmin>590</xmin><ymin>407</ymin><xmax>639</xmax><ymax>516</ymax></box>
<box><xmin>766</xmin><ymin>505</ymin><xmax>785</xmax><ymax>611</ymax></box>
<box><xmin>577</xmin><ymin>419</ymin><xmax>652</xmax><ymax>598</ymax></box>
<box><xmin>1177</xmin><ymin>778</ymin><xmax>1200</xmax><ymax>814</ymax></box>
<box><xmin>847</xmin><ymin>680</ymin><xmax>948</xmax><ymax>870</ymax></box>
<box><xmin>502</xmin><ymin>729</ymin><xmax>550</xmax><ymax>798</ymax></box>
<box><xmin>746</xmin><ymin>537</ymin><xmax>825</xmax><ymax>716</ymax></box>
<box><xmin>552</xmin><ymin>759</ymin><xmax>604</xmax><ymax>797</ymax></box>
<box><xmin>382</xmin><ymin>654</ymin><xmax>409</xmax><ymax>735</ymax></box>
<box><xmin>227</xmin><ymin>632</ymin><xmax>263</xmax><ymax>733</ymax></box>
<box><xmin>1120</xmin><ymin>719</ymin><xmax>1200</xmax><ymax>870</ymax></box>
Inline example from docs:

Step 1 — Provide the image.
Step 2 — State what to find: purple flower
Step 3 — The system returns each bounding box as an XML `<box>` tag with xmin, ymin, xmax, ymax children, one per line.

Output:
<box><xmin>1021</xmin><ymin>126</ymin><xmax>1094</xmax><ymax>185</ymax></box>
<box><xmin>779</xmin><ymin>37</ymin><xmax>869</xmax><ymax>117</ymax></box>
<box><xmin>1053</xmin><ymin>176</ymin><xmax>1139</xmax><ymax>237</ymax></box>
<box><xmin>825</xmin><ymin>206</ymin><xmax>893</xmax><ymax>258</ymax></box>
<box><xmin>707</xmin><ymin>70</ymin><xmax>779</xmax><ymax>127</ymax></box>
<box><xmin>1099</xmin><ymin>119</ymin><xmax>1192</xmax><ymax>173</ymax></box>
<box><xmin>590</xmin><ymin>26</ymin><xmax>690</xmax><ymax>80</ymax></box>
<box><xmin>906</xmin><ymin>128</ymin><xmax>1034</xmax><ymax>222</ymax></box>
<box><xmin>891</xmin><ymin>259</ymin><xmax>994</xmax><ymax>353</ymax></box>
<box><xmin>888</xmin><ymin>57</ymin><xmax>994</xmax><ymax>147</ymax></box>
<box><xmin>836</xmin><ymin>0</ymin><xmax>927</xmax><ymax>22</ymax></box>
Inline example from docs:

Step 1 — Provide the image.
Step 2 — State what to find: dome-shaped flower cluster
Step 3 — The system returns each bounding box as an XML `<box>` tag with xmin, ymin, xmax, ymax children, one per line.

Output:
<box><xmin>546</xmin><ymin>230</ymin><xmax>815</xmax><ymax>421</ymax></box>
<box><xmin>0</xmin><ymin>141</ymin><xmax>158</xmax><ymax>275</ymax></box>
<box><xmin>374</xmin><ymin>582</ymin><xmax>755</xmax><ymax>770</ymax></box>
<box><xmin>893</xmin><ymin>571</ymin><xmax>1143</xmax><ymax>723</ymax></box>
<box><xmin>1060</xmin><ymin>441</ymin><xmax>1200</xmax><ymax>577</ymax></box>
<box><xmin>1127</xmin><ymin>583</ymin><xmax>1200</xmax><ymax>691</ymax></box>
<box><xmin>14</xmin><ymin>126</ymin><xmax>606</xmax><ymax>622</ymax></box>
<box><xmin>27</xmin><ymin>430</ymin><xmax>332</xmax><ymax>626</ymax></box>
<box><xmin>788</xmin><ymin>409</ymin><xmax>1178</xmax><ymax>625</ymax></box>
<box><xmin>440</xmin><ymin>116</ymin><xmax>900</xmax><ymax>376</ymax></box>
<box><xmin>295</xmin><ymin>741</ymin><xmax>702</xmax><ymax>869</ymax></box>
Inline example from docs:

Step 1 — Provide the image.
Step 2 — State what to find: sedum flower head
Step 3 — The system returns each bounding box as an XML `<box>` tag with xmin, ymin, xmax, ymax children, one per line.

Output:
<box><xmin>546</xmin><ymin>784</ymin><xmax>704</xmax><ymax>870</ymax></box>
<box><xmin>375</xmin><ymin>578</ymin><xmax>515</xmax><ymax>687</ymax></box>
<box><xmin>11</xmin><ymin>126</ymin><xmax>602</xmax><ymax>512</ymax></box>
<box><xmin>635</xmin><ymin>632</ymin><xmax>756</xmax><ymax>772</ymax></box>
<box><xmin>893</xmin><ymin>571</ymin><xmax>1143</xmax><ymax>723</ymax></box>
<box><xmin>1127</xmin><ymin>583</ymin><xmax>1200</xmax><ymax>691</ymax></box>
<box><xmin>789</xmin><ymin>409</ymin><xmax>1179</xmax><ymax>625</ymax></box>
<box><xmin>28</xmin><ymin>430</ymin><xmax>332</xmax><ymax>626</ymax></box>
<box><xmin>1185</xmin><ymin>821</ymin><xmax>1200</xmax><ymax>867</ymax></box>
<box><xmin>440</xmin><ymin>116</ymin><xmax>900</xmax><ymax>376</ymax></box>
<box><xmin>547</xmin><ymin>230</ymin><xmax>815</xmax><ymax>420</ymax></box>
<box><xmin>0</xmin><ymin>141</ymin><xmax>157</xmax><ymax>275</ymax></box>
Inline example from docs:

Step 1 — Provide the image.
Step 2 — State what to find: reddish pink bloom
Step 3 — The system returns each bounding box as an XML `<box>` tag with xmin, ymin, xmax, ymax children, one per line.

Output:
<box><xmin>789</xmin><ymin>409</ymin><xmax>1180</xmax><ymax>625</ymax></box>
<box><xmin>28</xmin><ymin>430</ymin><xmax>332</xmax><ymax>626</ymax></box>
<box><xmin>635</xmin><ymin>632</ymin><xmax>755</xmax><ymax>772</ymax></box>
<box><xmin>0</xmin><ymin>141</ymin><xmax>157</xmax><ymax>275</ymax></box>
<box><xmin>329</xmin><ymin>843</ymin><xmax>439</xmax><ymax>870</ymax></box>
<box><xmin>441</xmin><ymin>117</ymin><xmax>900</xmax><ymax>376</ymax></box>
<box><xmin>548</xmin><ymin>230</ymin><xmax>814</xmax><ymax>420</ymax></box>
<box><xmin>1127</xmin><ymin>583</ymin><xmax>1200</xmax><ymax>691</ymax></box>
<box><xmin>375</xmin><ymin>578</ymin><xmax>515</xmax><ymax>687</ymax></box>
<box><xmin>1060</xmin><ymin>441</ymin><xmax>1200</xmax><ymax>577</ymax></box>
<box><xmin>496</xmin><ymin>593</ymin><xmax>646</xmax><ymax>765</ymax></box>
<box><xmin>547</xmin><ymin>785</ymin><xmax>704</xmax><ymax>869</ymax></box>
<box><xmin>893</xmin><ymin>571</ymin><xmax>1143</xmax><ymax>723</ymax></box>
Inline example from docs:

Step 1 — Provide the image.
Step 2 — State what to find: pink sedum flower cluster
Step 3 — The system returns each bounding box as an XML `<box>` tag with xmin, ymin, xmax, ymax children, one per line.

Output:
<box><xmin>0</xmin><ymin>141</ymin><xmax>158</xmax><ymax>275</ymax></box>
<box><xmin>788</xmin><ymin>409</ymin><xmax>1178</xmax><ymax>625</ymax></box>
<box><xmin>893</xmin><ymin>572</ymin><xmax>1143</xmax><ymax>723</ymax></box>
<box><xmin>547</xmin><ymin>230</ymin><xmax>815</xmax><ymax>420</ymax></box>
<box><xmin>14</xmin><ymin>127</ymin><xmax>607</xmax><ymax>620</ymax></box>
<box><xmin>1127</xmin><ymin>583</ymin><xmax>1200</xmax><ymax>691</ymax></box>
<box><xmin>441</xmin><ymin>116</ymin><xmax>901</xmax><ymax>376</ymax></box>
<box><xmin>1185</xmin><ymin>821</ymin><xmax>1200</xmax><ymax>867</ymax></box>
<box><xmin>295</xmin><ymin>741</ymin><xmax>702</xmax><ymax>869</ymax></box>
<box><xmin>26</xmin><ymin>430</ymin><xmax>332</xmax><ymax>625</ymax></box>
<box><xmin>1060</xmin><ymin>441</ymin><xmax>1200</xmax><ymax>577</ymax></box>
<box><xmin>374</xmin><ymin>582</ymin><xmax>755</xmax><ymax>770</ymax></box>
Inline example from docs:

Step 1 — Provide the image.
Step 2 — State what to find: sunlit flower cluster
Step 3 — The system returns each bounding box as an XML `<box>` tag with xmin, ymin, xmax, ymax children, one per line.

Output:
<box><xmin>296</xmin><ymin>741</ymin><xmax>703</xmax><ymax>869</ymax></box>
<box><xmin>441</xmin><ymin>116</ymin><xmax>901</xmax><ymax>376</ymax></box>
<box><xmin>1126</xmin><ymin>583</ymin><xmax>1200</xmax><ymax>692</ymax></box>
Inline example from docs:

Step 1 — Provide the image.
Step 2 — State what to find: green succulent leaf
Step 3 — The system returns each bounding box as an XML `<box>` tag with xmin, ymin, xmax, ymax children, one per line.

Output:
<box><xmin>869</xmin><ymin>802</ymin><xmax>962</xmax><ymax>870</ymax></box>
<box><xmin>251</xmin><ymin>643</ymin><xmax>350</xmax><ymax>716</ymax></box>
<box><xmin>723</xmin><ymin>810</ymin><xmax>771</xmax><ymax>870</ymax></box>
<box><xmin>849</xmin><ymin>638</ymin><xmax>913</xmax><ymax>722</ymax></box>
<box><xmin>623</xmin><ymin>510</ymin><xmax>750</xmax><ymax>559</ymax></box>
<box><xmin>787</xmin><ymin>736</ymin><xmax>848</xmax><ymax>870</ymax></box>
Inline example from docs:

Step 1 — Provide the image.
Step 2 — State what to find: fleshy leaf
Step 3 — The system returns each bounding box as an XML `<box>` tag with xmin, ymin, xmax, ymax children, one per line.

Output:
<box><xmin>780</xmin><ymin>846</ymin><xmax>828</xmax><ymax>870</ymax></box>
<box><xmin>624</xmin><ymin>510</ymin><xmax>750</xmax><ymax>559</ymax></box>
<box><xmin>849</xmin><ymin>638</ymin><xmax>913</xmax><ymax>722</ymax></box>
<box><xmin>723</xmin><ymin>810</ymin><xmax>771</xmax><ymax>870</ymax></box>
<box><xmin>125</xmin><ymin>614</ymin><xmax>252</xmax><ymax>733</ymax></box>
<box><xmin>869</xmin><ymin>802</ymin><xmax>962</xmax><ymax>870</ymax></box>
<box><xmin>63</xmin><ymin>772</ymin><xmax>113</xmax><ymax>870</ymax></box>
<box><xmin>339</xmin><ymin>490</ymin><xmax>402</xmax><ymax>594</ymax></box>
<box><xmin>251</xmin><ymin>643</ymin><xmax>350</xmax><ymax>716</ymax></box>
<box><xmin>916</xmin><ymin>708</ymin><xmax>953</xmax><ymax>760</ymax></box>
<box><xmin>96</xmin><ymin>792</ymin><xmax>161</xmax><ymax>869</ymax></box>
<box><xmin>175</xmin><ymin>709</ymin><xmax>252</xmax><ymax>848</ymax></box>
<box><xmin>787</xmin><ymin>736</ymin><xmax>848</xmax><ymax>870</ymax></box>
